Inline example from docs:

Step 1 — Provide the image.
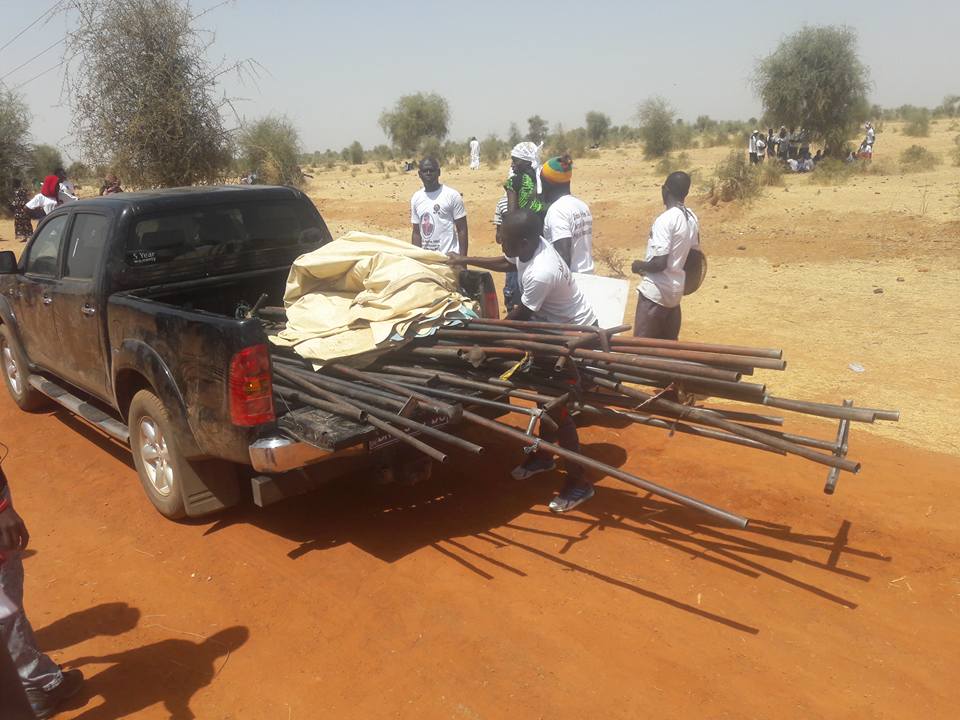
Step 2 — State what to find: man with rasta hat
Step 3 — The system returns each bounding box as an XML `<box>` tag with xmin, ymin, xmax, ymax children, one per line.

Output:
<box><xmin>447</xmin><ymin>209</ymin><xmax>598</xmax><ymax>512</ymax></box>
<box><xmin>540</xmin><ymin>154</ymin><xmax>593</xmax><ymax>273</ymax></box>
<box><xmin>631</xmin><ymin>171</ymin><xmax>700</xmax><ymax>340</ymax></box>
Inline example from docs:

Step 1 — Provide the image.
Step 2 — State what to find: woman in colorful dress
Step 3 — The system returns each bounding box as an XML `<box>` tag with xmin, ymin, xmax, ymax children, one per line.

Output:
<box><xmin>11</xmin><ymin>180</ymin><xmax>33</xmax><ymax>242</ymax></box>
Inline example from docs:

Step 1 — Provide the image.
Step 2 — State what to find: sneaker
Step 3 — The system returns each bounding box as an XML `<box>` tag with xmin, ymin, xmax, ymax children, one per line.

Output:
<box><xmin>510</xmin><ymin>455</ymin><xmax>556</xmax><ymax>480</ymax></box>
<box><xmin>549</xmin><ymin>483</ymin><xmax>595</xmax><ymax>513</ymax></box>
<box><xmin>26</xmin><ymin>668</ymin><xmax>84</xmax><ymax>719</ymax></box>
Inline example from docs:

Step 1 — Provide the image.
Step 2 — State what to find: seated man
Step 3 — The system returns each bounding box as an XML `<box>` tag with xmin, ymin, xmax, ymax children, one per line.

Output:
<box><xmin>450</xmin><ymin>209</ymin><xmax>597</xmax><ymax>512</ymax></box>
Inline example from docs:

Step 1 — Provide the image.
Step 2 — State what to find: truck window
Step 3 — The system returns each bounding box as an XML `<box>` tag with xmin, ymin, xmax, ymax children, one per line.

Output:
<box><xmin>126</xmin><ymin>201</ymin><xmax>327</xmax><ymax>268</ymax></box>
<box><xmin>65</xmin><ymin>214</ymin><xmax>110</xmax><ymax>280</ymax></box>
<box><xmin>25</xmin><ymin>215</ymin><xmax>68</xmax><ymax>276</ymax></box>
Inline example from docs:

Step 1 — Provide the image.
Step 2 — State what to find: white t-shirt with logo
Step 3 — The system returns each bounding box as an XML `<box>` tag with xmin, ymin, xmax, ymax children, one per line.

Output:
<box><xmin>543</xmin><ymin>194</ymin><xmax>594</xmax><ymax>273</ymax></box>
<box><xmin>638</xmin><ymin>205</ymin><xmax>700</xmax><ymax>309</ymax></box>
<box><xmin>508</xmin><ymin>238</ymin><xmax>597</xmax><ymax>326</ymax></box>
<box><xmin>410</xmin><ymin>184</ymin><xmax>467</xmax><ymax>255</ymax></box>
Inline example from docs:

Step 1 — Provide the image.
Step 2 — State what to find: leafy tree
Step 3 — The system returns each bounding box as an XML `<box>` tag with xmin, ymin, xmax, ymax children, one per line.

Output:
<box><xmin>29</xmin><ymin>144</ymin><xmax>64</xmax><ymax>179</ymax></box>
<box><xmin>585</xmin><ymin>111</ymin><xmax>611</xmax><ymax>145</ymax></box>
<box><xmin>637</xmin><ymin>96</ymin><xmax>675</xmax><ymax>158</ymax></box>
<box><xmin>526</xmin><ymin>115</ymin><xmax>548</xmax><ymax>143</ymax></box>
<box><xmin>753</xmin><ymin>25</ymin><xmax>870</xmax><ymax>155</ymax></box>
<box><xmin>379</xmin><ymin>92</ymin><xmax>450</xmax><ymax>156</ymax></box>
<box><xmin>67</xmin><ymin>160</ymin><xmax>92</xmax><ymax>179</ymax></box>
<box><xmin>238</xmin><ymin>116</ymin><xmax>302</xmax><ymax>185</ymax></box>
<box><xmin>507</xmin><ymin>122</ymin><xmax>522</xmax><ymax>146</ymax></box>
<box><xmin>346</xmin><ymin>141</ymin><xmax>364</xmax><ymax>164</ymax></box>
<box><xmin>0</xmin><ymin>89</ymin><xmax>30</xmax><ymax>186</ymax></box>
<box><xmin>66</xmin><ymin>0</ymin><xmax>246</xmax><ymax>186</ymax></box>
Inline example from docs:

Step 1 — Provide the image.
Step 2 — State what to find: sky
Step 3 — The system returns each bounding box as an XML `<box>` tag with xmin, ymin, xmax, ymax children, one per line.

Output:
<box><xmin>1</xmin><ymin>0</ymin><xmax>957</xmax><ymax>159</ymax></box>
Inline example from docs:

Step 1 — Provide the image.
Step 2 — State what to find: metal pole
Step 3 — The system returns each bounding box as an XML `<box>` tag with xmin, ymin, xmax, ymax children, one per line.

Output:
<box><xmin>459</xmin><ymin>409</ymin><xmax>750</xmax><ymax>528</ymax></box>
<box><xmin>762</xmin><ymin>395</ymin><xmax>879</xmax><ymax>423</ymax></box>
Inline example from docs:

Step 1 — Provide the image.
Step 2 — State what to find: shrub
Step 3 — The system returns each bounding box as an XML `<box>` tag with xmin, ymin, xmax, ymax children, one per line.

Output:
<box><xmin>703</xmin><ymin>150</ymin><xmax>760</xmax><ymax>203</ymax></box>
<box><xmin>346</xmin><ymin>141</ymin><xmax>364</xmax><ymax>165</ymax></box>
<box><xmin>952</xmin><ymin>135</ymin><xmax>960</xmax><ymax>167</ymax></box>
<box><xmin>903</xmin><ymin>108</ymin><xmax>931</xmax><ymax>137</ymax></box>
<box><xmin>238</xmin><ymin>116</ymin><xmax>303</xmax><ymax>186</ymax></box>
<box><xmin>899</xmin><ymin>145</ymin><xmax>940</xmax><ymax>172</ymax></box>
<box><xmin>526</xmin><ymin>115</ymin><xmax>548</xmax><ymax>143</ymax></box>
<box><xmin>417</xmin><ymin>136</ymin><xmax>445</xmax><ymax>163</ymax></box>
<box><xmin>655</xmin><ymin>151</ymin><xmax>691</xmax><ymax>176</ymax></box>
<box><xmin>759</xmin><ymin>161</ymin><xmax>784</xmax><ymax>187</ymax></box>
<box><xmin>585</xmin><ymin>111</ymin><xmax>611</xmax><ymax>146</ymax></box>
<box><xmin>637</xmin><ymin>96</ymin><xmax>675</xmax><ymax>158</ymax></box>
<box><xmin>810</xmin><ymin>158</ymin><xmax>854</xmax><ymax>185</ymax></box>
<box><xmin>480</xmin><ymin>134</ymin><xmax>506</xmax><ymax>167</ymax></box>
<box><xmin>29</xmin><ymin>144</ymin><xmax>64</xmax><ymax>179</ymax></box>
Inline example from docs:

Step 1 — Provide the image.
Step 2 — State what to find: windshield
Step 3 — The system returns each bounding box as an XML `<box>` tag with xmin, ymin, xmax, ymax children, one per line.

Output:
<box><xmin>122</xmin><ymin>199</ymin><xmax>330</xmax><ymax>282</ymax></box>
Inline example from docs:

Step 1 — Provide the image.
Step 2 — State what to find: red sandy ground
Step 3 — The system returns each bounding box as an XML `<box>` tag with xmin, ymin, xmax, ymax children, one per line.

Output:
<box><xmin>2</xmin><ymin>390</ymin><xmax>958</xmax><ymax>719</ymax></box>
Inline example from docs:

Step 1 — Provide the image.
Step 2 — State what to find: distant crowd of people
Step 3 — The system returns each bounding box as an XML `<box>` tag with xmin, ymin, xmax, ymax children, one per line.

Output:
<box><xmin>8</xmin><ymin>169</ymin><xmax>123</xmax><ymax>242</ymax></box>
<box><xmin>748</xmin><ymin>122</ymin><xmax>877</xmax><ymax>173</ymax></box>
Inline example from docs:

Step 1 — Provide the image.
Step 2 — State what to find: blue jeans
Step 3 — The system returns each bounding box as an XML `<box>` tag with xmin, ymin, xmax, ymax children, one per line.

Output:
<box><xmin>0</xmin><ymin>491</ymin><xmax>63</xmax><ymax>692</ymax></box>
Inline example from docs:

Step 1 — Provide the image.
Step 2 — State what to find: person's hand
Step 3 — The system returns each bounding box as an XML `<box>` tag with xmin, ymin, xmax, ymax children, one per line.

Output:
<box><xmin>444</xmin><ymin>254</ymin><xmax>466</xmax><ymax>265</ymax></box>
<box><xmin>0</xmin><ymin>503</ymin><xmax>29</xmax><ymax>552</ymax></box>
<box><xmin>631</xmin><ymin>259</ymin><xmax>644</xmax><ymax>275</ymax></box>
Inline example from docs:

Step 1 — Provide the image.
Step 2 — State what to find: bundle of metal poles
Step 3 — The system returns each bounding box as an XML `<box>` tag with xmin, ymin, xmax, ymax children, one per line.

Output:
<box><xmin>260</xmin><ymin>309</ymin><xmax>899</xmax><ymax>529</ymax></box>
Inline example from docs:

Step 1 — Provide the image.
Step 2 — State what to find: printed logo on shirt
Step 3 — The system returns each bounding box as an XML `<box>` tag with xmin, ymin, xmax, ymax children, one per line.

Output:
<box><xmin>420</xmin><ymin>212</ymin><xmax>435</xmax><ymax>239</ymax></box>
<box><xmin>433</xmin><ymin>204</ymin><xmax>441</xmax><ymax>213</ymax></box>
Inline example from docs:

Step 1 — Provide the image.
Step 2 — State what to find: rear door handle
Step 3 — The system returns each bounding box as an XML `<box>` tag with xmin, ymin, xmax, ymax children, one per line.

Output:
<box><xmin>42</xmin><ymin>296</ymin><xmax>53</xmax><ymax>305</ymax></box>
<box><xmin>81</xmin><ymin>305</ymin><xmax>96</xmax><ymax>317</ymax></box>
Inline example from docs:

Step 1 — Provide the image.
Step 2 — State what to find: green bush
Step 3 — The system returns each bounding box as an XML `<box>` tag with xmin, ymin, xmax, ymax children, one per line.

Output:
<box><xmin>903</xmin><ymin>108</ymin><xmax>931</xmax><ymax>137</ymax></box>
<box><xmin>637</xmin><ymin>96</ymin><xmax>675</xmax><ymax>158</ymax></box>
<box><xmin>480</xmin><ymin>134</ymin><xmax>506</xmax><ymax>168</ymax></box>
<box><xmin>703</xmin><ymin>150</ymin><xmax>760</xmax><ymax>203</ymax></box>
<box><xmin>655</xmin><ymin>151</ymin><xmax>691</xmax><ymax>176</ymax></box>
<box><xmin>899</xmin><ymin>144</ymin><xmax>941</xmax><ymax>172</ymax></box>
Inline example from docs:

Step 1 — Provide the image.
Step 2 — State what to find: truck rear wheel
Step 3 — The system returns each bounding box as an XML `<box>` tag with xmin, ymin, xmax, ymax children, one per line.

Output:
<box><xmin>128</xmin><ymin>389</ymin><xmax>194</xmax><ymax>519</ymax></box>
<box><xmin>0</xmin><ymin>325</ymin><xmax>45</xmax><ymax>411</ymax></box>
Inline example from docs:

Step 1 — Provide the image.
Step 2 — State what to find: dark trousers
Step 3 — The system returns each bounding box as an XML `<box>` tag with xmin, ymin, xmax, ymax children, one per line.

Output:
<box><xmin>533</xmin><ymin>412</ymin><xmax>584</xmax><ymax>483</ymax></box>
<box><xmin>503</xmin><ymin>271</ymin><xmax>520</xmax><ymax>311</ymax></box>
<box><xmin>0</xmin><ymin>645</ymin><xmax>34</xmax><ymax>720</ymax></box>
<box><xmin>633</xmin><ymin>293</ymin><xmax>681</xmax><ymax>340</ymax></box>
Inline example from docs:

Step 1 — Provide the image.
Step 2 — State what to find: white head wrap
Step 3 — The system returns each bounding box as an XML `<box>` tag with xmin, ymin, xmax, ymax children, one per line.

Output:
<box><xmin>510</xmin><ymin>141</ymin><xmax>544</xmax><ymax>193</ymax></box>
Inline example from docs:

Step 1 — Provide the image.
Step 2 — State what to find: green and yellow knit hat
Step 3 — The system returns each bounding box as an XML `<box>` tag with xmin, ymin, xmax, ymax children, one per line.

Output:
<box><xmin>541</xmin><ymin>155</ymin><xmax>573</xmax><ymax>185</ymax></box>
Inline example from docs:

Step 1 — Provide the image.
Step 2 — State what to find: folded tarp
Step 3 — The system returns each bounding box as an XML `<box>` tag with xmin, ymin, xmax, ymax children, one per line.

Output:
<box><xmin>270</xmin><ymin>231</ymin><xmax>476</xmax><ymax>365</ymax></box>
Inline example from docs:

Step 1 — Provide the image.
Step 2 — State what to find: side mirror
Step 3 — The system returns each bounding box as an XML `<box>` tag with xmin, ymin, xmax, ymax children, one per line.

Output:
<box><xmin>0</xmin><ymin>251</ymin><xmax>17</xmax><ymax>274</ymax></box>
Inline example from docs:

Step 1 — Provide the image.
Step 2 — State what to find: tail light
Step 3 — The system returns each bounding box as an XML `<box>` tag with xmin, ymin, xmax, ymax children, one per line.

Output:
<box><xmin>481</xmin><ymin>280</ymin><xmax>500</xmax><ymax>319</ymax></box>
<box><xmin>229</xmin><ymin>344</ymin><xmax>275</xmax><ymax>426</ymax></box>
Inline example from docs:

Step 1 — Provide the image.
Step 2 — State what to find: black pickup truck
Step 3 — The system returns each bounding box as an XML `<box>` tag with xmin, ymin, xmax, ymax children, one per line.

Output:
<box><xmin>0</xmin><ymin>186</ymin><xmax>498</xmax><ymax>519</ymax></box>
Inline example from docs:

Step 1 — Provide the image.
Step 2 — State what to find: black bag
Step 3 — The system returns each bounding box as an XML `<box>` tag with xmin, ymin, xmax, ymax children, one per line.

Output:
<box><xmin>683</xmin><ymin>246</ymin><xmax>707</xmax><ymax>295</ymax></box>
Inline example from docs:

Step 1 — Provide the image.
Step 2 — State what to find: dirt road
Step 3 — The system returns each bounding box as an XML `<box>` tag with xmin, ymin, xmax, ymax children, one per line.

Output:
<box><xmin>3</xmin><ymin>389</ymin><xmax>958</xmax><ymax>719</ymax></box>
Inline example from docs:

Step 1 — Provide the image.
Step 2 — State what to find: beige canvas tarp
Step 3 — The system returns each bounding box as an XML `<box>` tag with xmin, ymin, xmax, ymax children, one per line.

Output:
<box><xmin>269</xmin><ymin>231</ymin><xmax>476</xmax><ymax>365</ymax></box>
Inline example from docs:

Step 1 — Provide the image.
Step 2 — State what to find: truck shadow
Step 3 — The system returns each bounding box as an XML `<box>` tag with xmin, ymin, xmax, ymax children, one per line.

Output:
<box><xmin>208</xmin><ymin>435</ymin><xmax>890</xmax><ymax>636</ymax></box>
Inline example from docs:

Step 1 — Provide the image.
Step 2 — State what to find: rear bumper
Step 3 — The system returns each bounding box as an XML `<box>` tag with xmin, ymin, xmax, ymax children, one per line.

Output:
<box><xmin>248</xmin><ymin>435</ymin><xmax>334</xmax><ymax>473</ymax></box>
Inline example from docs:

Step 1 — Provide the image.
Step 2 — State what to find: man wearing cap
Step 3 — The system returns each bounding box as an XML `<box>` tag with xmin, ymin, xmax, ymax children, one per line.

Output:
<box><xmin>541</xmin><ymin>155</ymin><xmax>594</xmax><ymax>273</ymax></box>
<box><xmin>448</xmin><ymin>209</ymin><xmax>598</xmax><ymax>512</ymax></box>
<box><xmin>411</xmin><ymin>157</ymin><xmax>469</xmax><ymax>256</ymax></box>
<box><xmin>630</xmin><ymin>171</ymin><xmax>700</xmax><ymax>340</ymax></box>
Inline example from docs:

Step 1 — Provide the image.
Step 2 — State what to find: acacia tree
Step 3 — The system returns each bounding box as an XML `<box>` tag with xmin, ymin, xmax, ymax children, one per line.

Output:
<box><xmin>0</xmin><ymin>89</ymin><xmax>30</xmax><ymax>188</ymax></box>
<box><xmin>637</xmin><ymin>96</ymin><xmax>675</xmax><ymax>158</ymax></box>
<box><xmin>526</xmin><ymin>115</ymin><xmax>548</xmax><ymax>143</ymax></box>
<box><xmin>379</xmin><ymin>93</ymin><xmax>450</xmax><ymax>156</ymax></box>
<box><xmin>753</xmin><ymin>26</ymin><xmax>870</xmax><ymax>155</ymax></box>
<box><xmin>238</xmin><ymin>116</ymin><xmax>302</xmax><ymax>185</ymax></box>
<box><xmin>585</xmin><ymin>111</ymin><xmax>611</xmax><ymax>145</ymax></box>
<box><xmin>65</xmin><ymin>0</ymin><xmax>248</xmax><ymax>186</ymax></box>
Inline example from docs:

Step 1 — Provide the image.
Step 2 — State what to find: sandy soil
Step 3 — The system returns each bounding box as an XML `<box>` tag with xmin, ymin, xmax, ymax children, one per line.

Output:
<box><xmin>0</xmin><ymin>120</ymin><xmax>958</xmax><ymax>718</ymax></box>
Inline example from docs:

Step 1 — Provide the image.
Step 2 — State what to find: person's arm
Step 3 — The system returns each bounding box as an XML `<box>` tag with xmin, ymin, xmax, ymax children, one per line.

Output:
<box><xmin>506</xmin><ymin>302</ymin><xmax>534</xmax><ymax>321</ymax></box>
<box><xmin>0</xmin><ymin>483</ymin><xmax>29</xmax><ymax>553</ymax></box>
<box><xmin>632</xmin><ymin>214</ymin><xmax>672</xmax><ymax>275</ymax></box>
<box><xmin>452</xmin><ymin>193</ymin><xmax>468</xmax><ymax>255</ymax></box>
<box><xmin>411</xmin><ymin>223</ymin><xmax>422</xmax><ymax>247</ymax></box>
<box><xmin>554</xmin><ymin>237</ymin><xmax>573</xmax><ymax>269</ymax></box>
<box><xmin>632</xmin><ymin>254</ymin><xmax>667</xmax><ymax>274</ymax></box>
<box><xmin>454</xmin><ymin>216</ymin><xmax>468</xmax><ymax>255</ymax></box>
<box><xmin>447</xmin><ymin>255</ymin><xmax>514</xmax><ymax>273</ymax></box>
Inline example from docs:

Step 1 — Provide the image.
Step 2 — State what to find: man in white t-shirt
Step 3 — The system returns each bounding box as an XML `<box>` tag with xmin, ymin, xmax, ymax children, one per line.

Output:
<box><xmin>469</xmin><ymin>137</ymin><xmax>480</xmax><ymax>170</ymax></box>
<box><xmin>410</xmin><ymin>157</ymin><xmax>468</xmax><ymax>255</ymax></box>
<box><xmin>540</xmin><ymin>155</ymin><xmax>594</xmax><ymax>273</ymax></box>
<box><xmin>449</xmin><ymin>209</ymin><xmax>597</xmax><ymax>512</ymax></box>
<box><xmin>630</xmin><ymin>171</ymin><xmax>700</xmax><ymax>340</ymax></box>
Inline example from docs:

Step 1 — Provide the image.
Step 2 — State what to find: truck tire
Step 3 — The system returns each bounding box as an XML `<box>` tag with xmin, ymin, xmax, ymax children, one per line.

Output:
<box><xmin>127</xmin><ymin>389</ymin><xmax>196</xmax><ymax>520</ymax></box>
<box><xmin>0</xmin><ymin>325</ymin><xmax>46</xmax><ymax>411</ymax></box>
